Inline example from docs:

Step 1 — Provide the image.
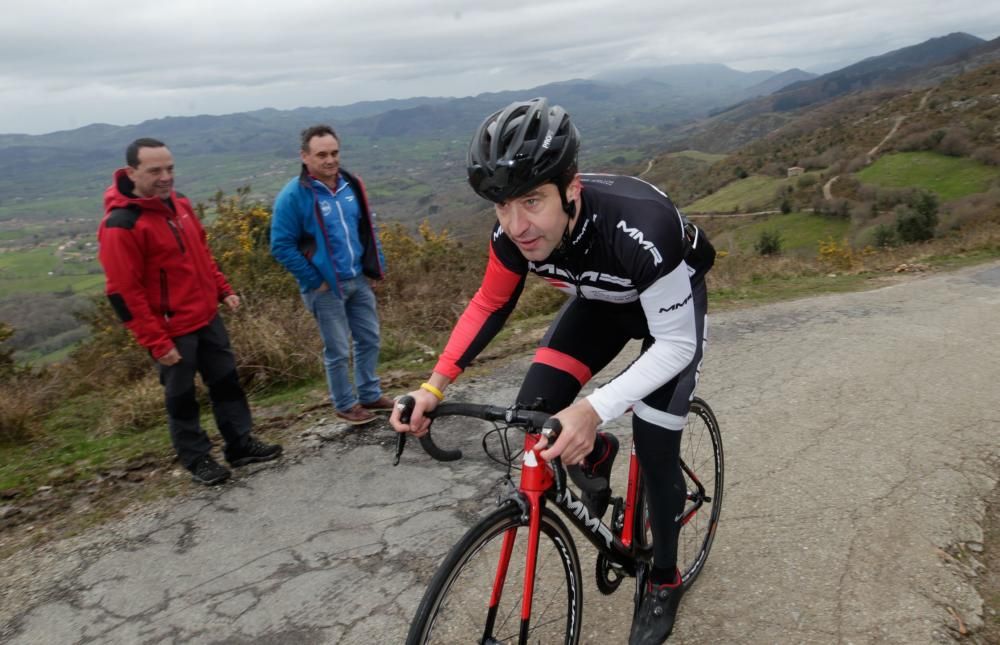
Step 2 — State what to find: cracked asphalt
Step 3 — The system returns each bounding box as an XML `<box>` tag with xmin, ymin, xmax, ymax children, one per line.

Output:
<box><xmin>2</xmin><ymin>261</ymin><xmax>999</xmax><ymax>644</ymax></box>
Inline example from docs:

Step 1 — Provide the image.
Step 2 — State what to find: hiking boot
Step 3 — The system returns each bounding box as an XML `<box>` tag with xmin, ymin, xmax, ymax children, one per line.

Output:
<box><xmin>335</xmin><ymin>403</ymin><xmax>377</xmax><ymax>426</ymax></box>
<box><xmin>226</xmin><ymin>437</ymin><xmax>283</xmax><ymax>467</ymax></box>
<box><xmin>629</xmin><ymin>575</ymin><xmax>685</xmax><ymax>644</ymax></box>
<box><xmin>360</xmin><ymin>395</ymin><xmax>395</xmax><ymax>412</ymax></box>
<box><xmin>567</xmin><ymin>432</ymin><xmax>619</xmax><ymax>519</ymax></box>
<box><xmin>189</xmin><ymin>455</ymin><xmax>231</xmax><ymax>486</ymax></box>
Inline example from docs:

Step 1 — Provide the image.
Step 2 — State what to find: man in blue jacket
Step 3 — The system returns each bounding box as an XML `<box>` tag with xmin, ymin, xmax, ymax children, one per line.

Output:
<box><xmin>271</xmin><ymin>125</ymin><xmax>391</xmax><ymax>425</ymax></box>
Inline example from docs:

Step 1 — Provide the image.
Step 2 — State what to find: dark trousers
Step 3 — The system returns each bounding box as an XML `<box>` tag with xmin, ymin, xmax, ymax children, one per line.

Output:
<box><xmin>515</xmin><ymin>277</ymin><xmax>708</xmax><ymax>571</ymax></box>
<box><xmin>156</xmin><ymin>315</ymin><xmax>252</xmax><ymax>469</ymax></box>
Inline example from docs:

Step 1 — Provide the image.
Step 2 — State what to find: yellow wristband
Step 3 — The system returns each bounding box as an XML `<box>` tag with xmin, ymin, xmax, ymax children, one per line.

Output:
<box><xmin>420</xmin><ymin>382</ymin><xmax>445</xmax><ymax>401</ymax></box>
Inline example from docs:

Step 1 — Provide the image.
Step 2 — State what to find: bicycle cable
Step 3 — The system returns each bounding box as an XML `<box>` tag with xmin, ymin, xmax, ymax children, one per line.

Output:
<box><xmin>482</xmin><ymin>422</ymin><xmax>525</xmax><ymax>474</ymax></box>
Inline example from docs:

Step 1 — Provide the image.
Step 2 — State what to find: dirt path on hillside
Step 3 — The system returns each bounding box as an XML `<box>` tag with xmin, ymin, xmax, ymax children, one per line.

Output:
<box><xmin>816</xmin><ymin>87</ymin><xmax>937</xmax><ymax>203</ymax></box>
<box><xmin>823</xmin><ymin>174</ymin><xmax>839</xmax><ymax>200</ymax></box>
<box><xmin>867</xmin><ymin>115</ymin><xmax>907</xmax><ymax>162</ymax></box>
<box><xmin>2</xmin><ymin>262</ymin><xmax>999</xmax><ymax>644</ymax></box>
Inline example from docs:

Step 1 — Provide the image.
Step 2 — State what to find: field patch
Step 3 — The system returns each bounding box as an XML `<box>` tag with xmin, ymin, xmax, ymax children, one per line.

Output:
<box><xmin>0</xmin><ymin>246</ymin><xmax>104</xmax><ymax>297</ymax></box>
<box><xmin>668</xmin><ymin>150</ymin><xmax>727</xmax><ymax>164</ymax></box>
<box><xmin>685</xmin><ymin>173</ymin><xmax>819</xmax><ymax>213</ymax></box>
<box><xmin>708</xmin><ymin>212</ymin><xmax>851</xmax><ymax>256</ymax></box>
<box><xmin>856</xmin><ymin>151</ymin><xmax>1000</xmax><ymax>201</ymax></box>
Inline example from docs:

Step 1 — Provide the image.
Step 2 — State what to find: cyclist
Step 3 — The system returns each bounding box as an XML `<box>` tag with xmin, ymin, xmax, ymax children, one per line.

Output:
<box><xmin>390</xmin><ymin>97</ymin><xmax>714</xmax><ymax>643</ymax></box>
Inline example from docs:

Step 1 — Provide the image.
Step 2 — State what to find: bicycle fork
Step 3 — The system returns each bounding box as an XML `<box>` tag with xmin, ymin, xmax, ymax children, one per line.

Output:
<box><xmin>485</xmin><ymin>434</ymin><xmax>554</xmax><ymax>645</ymax></box>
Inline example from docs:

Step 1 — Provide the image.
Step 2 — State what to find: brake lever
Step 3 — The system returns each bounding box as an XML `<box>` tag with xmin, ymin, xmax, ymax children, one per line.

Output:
<box><xmin>393</xmin><ymin>395</ymin><xmax>416</xmax><ymax>466</ymax></box>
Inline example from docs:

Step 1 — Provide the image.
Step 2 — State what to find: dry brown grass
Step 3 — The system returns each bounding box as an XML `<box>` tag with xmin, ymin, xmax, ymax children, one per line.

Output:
<box><xmin>0</xmin><ymin>374</ymin><xmax>56</xmax><ymax>444</ymax></box>
<box><xmin>708</xmin><ymin>251</ymin><xmax>820</xmax><ymax>291</ymax></box>
<box><xmin>94</xmin><ymin>376</ymin><xmax>165</xmax><ymax>436</ymax></box>
<box><xmin>224</xmin><ymin>296</ymin><xmax>323</xmax><ymax>393</ymax></box>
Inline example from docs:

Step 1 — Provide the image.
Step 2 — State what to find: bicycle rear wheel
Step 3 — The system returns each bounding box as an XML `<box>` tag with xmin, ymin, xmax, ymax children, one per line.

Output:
<box><xmin>677</xmin><ymin>396</ymin><xmax>723</xmax><ymax>586</ymax></box>
<box><xmin>407</xmin><ymin>503</ymin><xmax>583</xmax><ymax>645</ymax></box>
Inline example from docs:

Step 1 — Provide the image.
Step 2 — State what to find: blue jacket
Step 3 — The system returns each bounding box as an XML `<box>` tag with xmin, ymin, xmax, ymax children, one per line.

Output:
<box><xmin>271</xmin><ymin>166</ymin><xmax>385</xmax><ymax>295</ymax></box>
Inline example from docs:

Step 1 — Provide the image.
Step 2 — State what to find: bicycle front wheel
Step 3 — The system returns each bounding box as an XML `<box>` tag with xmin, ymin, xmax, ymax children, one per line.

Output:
<box><xmin>677</xmin><ymin>396</ymin><xmax>724</xmax><ymax>587</ymax></box>
<box><xmin>407</xmin><ymin>503</ymin><xmax>583</xmax><ymax>645</ymax></box>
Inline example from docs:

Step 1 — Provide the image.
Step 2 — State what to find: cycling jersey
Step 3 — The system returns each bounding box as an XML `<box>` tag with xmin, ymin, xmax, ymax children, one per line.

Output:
<box><xmin>434</xmin><ymin>174</ymin><xmax>715</xmax><ymax>422</ymax></box>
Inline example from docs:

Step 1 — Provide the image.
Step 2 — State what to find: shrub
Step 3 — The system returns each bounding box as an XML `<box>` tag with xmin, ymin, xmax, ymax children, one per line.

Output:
<box><xmin>0</xmin><ymin>322</ymin><xmax>15</xmax><ymax>381</ymax></box>
<box><xmin>937</xmin><ymin>128</ymin><xmax>974</xmax><ymax>157</ymax></box>
<box><xmin>972</xmin><ymin>146</ymin><xmax>1000</xmax><ymax>166</ymax></box>
<box><xmin>204</xmin><ymin>189</ymin><xmax>297</xmax><ymax>299</ymax></box>
<box><xmin>895</xmin><ymin>193</ymin><xmax>939</xmax><ymax>243</ymax></box>
<box><xmin>942</xmin><ymin>188</ymin><xmax>1000</xmax><ymax>230</ymax></box>
<box><xmin>817</xmin><ymin>237</ymin><xmax>857</xmax><ymax>271</ymax></box>
<box><xmin>754</xmin><ymin>229</ymin><xmax>783</xmax><ymax>256</ymax></box>
<box><xmin>378</xmin><ymin>221</ymin><xmax>488</xmax><ymax>359</ymax></box>
<box><xmin>872</xmin><ymin>224</ymin><xmax>898</xmax><ymax>248</ymax></box>
<box><xmin>844</xmin><ymin>155</ymin><xmax>869</xmax><ymax>173</ymax></box>
<box><xmin>797</xmin><ymin>174</ymin><xmax>818</xmax><ymax>189</ymax></box>
<box><xmin>0</xmin><ymin>371</ymin><xmax>55</xmax><ymax>444</ymax></box>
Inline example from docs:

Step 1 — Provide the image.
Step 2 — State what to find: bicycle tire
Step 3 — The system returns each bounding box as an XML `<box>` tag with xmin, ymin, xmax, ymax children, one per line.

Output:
<box><xmin>676</xmin><ymin>396</ymin><xmax>724</xmax><ymax>587</ymax></box>
<box><xmin>407</xmin><ymin>504</ymin><xmax>584</xmax><ymax>645</ymax></box>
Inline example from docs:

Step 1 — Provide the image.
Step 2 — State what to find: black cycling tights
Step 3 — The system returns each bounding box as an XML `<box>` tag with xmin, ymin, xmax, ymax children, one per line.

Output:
<box><xmin>632</xmin><ymin>414</ymin><xmax>686</xmax><ymax>583</ymax></box>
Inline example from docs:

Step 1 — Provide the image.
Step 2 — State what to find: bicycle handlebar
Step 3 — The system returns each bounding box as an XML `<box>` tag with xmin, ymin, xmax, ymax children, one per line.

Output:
<box><xmin>392</xmin><ymin>395</ymin><xmax>562</xmax><ymax>465</ymax></box>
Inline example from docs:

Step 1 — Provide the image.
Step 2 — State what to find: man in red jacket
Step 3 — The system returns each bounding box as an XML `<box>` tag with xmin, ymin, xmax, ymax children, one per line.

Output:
<box><xmin>98</xmin><ymin>138</ymin><xmax>282</xmax><ymax>485</ymax></box>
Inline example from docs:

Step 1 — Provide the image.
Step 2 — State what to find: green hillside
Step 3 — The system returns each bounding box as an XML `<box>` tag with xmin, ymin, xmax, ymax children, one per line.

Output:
<box><xmin>669</xmin><ymin>150</ymin><xmax>727</xmax><ymax>164</ymax></box>
<box><xmin>856</xmin><ymin>151</ymin><xmax>1000</xmax><ymax>201</ymax></box>
<box><xmin>685</xmin><ymin>173</ymin><xmax>818</xmax><ymax>213</ymax></box>
<box><xmin>707</xmin><ymin>212</ymin><xmax>851</xmax><ymax>255</ymax></box>
<box><xmin>0</xmin><ymin>246</ymin><xmax>103</xmax><ymax>297</ymax></box>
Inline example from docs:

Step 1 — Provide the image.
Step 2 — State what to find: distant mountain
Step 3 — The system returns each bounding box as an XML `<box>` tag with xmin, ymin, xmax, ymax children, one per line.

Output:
<box><xmin>676</xmin><ymin>32</ymin><xmax>994</xmax><ymax>153</ymax></box>
<box><xmin>740</xmin><ymin>69</ymin><xmax>817</xmax><ymax>98</ymax></box>
<box><xmin>904</xmin><ymin>36</ymin><xmax>1000</xmax><ymax>86</ymax></box>
<box><xmin>737</xmin><ymin>32</ymin><xmax>986</xmax><ymax>115</ymax></box>
<box><xmin>1</xmin><ymin>33</ymin><xmax>992</xmax><ymax>230</ymax></box>
<box><xmin>593</xmin><ymin>63</ymin><xmax>774</xmax><ymax>88</ymax></box>
<box><xmin>643</xmin><ymin>56</ymin><xmax>1000</xmax><ymax>211</ymax></box>
<box><xmin>0</xmin><ymin>67</ymin><xmax>786</xmax><ymax>228</ymax></box>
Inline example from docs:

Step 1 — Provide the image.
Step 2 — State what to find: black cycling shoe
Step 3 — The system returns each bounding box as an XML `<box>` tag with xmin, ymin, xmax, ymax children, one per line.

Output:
<box><xmin>567</xmin><ymin>432</ymin><xmax>619</xmax><ymax>519</ymax></box>
<box><xmin>629</xmin><ymin>576</ymin><xmax>685</xmax><ymax>644</ymax></box>
<box><xmin>226</xmin><ymin>437</ymin><xmax>283</xmax><ymax>467</ymax></box>
<box><xmin>189</xmin><ymin>455</ymin><xmax>231</xmax><ymax>486</ymax></box>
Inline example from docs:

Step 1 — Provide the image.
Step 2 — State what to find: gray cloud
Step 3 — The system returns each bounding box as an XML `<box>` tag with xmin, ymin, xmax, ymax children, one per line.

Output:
<box><xmin>2</xmin><ymin>0</ymin><xmax>998</xmax><ymax>133</ymax></box>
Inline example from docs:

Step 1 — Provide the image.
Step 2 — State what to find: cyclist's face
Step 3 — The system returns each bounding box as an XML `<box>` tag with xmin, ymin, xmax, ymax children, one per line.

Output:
<box><xmin>301</xmin><ymin>134</ymin><xmax>340</xmax><ymax>187</ymax></box>
<box><xmin>495</xmin><ymin>179</ymin><xmax>580</xmax><ymax>261</ymax></box>
<box><xmin>127</xmin><ymin>146</ymin><xmax>174</xmax><ymax>199</ymax></box>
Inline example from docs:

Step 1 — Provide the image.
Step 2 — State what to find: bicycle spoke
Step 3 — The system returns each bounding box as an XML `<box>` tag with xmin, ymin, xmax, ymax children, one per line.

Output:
<box><xmin>410</xmin><ymin>506</ymin><xmax>582</xmax><ymax>644</ymax></box>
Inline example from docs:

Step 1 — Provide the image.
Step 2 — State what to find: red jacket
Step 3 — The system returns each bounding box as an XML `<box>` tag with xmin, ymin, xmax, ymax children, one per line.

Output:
<box><xmin>97</xmin><ymin>169</ymin><xmax>233</xmax><ymax>359</ymax></box>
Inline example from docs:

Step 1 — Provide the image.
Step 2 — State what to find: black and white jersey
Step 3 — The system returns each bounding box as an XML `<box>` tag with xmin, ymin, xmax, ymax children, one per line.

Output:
<box><xmin>434</xmin><ymin>174</ymin><xmax>715</xmax><ymax>421</ymax></box>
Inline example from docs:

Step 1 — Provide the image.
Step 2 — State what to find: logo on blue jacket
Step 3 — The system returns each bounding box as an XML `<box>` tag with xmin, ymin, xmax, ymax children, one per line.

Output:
<box><xmin>320</xmin><ymin>200</ymin><xmax>332</xmax><ymax>216</ymax></box>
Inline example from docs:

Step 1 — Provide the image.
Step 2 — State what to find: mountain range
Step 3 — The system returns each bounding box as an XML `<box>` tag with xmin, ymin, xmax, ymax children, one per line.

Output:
<box><xmin>0</xmin><ymin>31</ymin><xmax>995</xmax><ymax>233</ymax></box>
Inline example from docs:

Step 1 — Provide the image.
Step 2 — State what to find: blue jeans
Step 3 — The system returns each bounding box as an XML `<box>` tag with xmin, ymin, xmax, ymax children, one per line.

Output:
<box><xmin>302</xmin><ymin>277</ymin><xmax>383</xmax><ymax>411</ymax></box>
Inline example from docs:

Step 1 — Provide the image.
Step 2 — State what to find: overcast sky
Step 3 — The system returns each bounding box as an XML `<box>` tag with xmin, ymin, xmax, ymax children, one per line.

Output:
<box><xmin>2</xmin><ymin>1</ymin><xmax>998</xmax><ymax>135</ymax></box>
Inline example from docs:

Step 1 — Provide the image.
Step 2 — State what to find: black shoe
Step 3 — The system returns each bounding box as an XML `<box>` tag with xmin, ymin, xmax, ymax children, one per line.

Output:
<box><xmin>226</xmin><ymin>437</ymin><xmax>283</xmax><ymax>467</ymax></box>
<box><xmin>567</xmin><ymin>432</ymin><xmax>619</xmax><ymax>518</ymax></box>
<box><xmin>629</xmin><ymin>577</ymin><xmax>685</xmax><ymax>644</ymax></box>
<box><xmin>189</xmin><ymin>455</ymin><xmax>231</xmax><ymax>486</ymax></box>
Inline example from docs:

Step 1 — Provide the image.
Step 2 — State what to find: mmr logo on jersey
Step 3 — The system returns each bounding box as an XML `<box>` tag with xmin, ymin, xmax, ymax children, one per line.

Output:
<box><xmin>616</xmin><ymin>220</ymin><xmax>662</xmax><ymax>265</ymax></box>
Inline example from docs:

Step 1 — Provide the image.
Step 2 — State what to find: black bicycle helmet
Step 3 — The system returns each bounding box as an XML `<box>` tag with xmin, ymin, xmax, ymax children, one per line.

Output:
<box><xmin>467</xmin><ymin>97</ymin><xmax>580</xmax><ymax>204</ymax></box>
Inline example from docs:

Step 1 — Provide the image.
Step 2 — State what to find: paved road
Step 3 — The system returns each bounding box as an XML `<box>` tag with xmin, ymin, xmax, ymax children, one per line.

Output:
<box><xmin>3</xmin><ymin>262</ymin><xmax>999</xmax><ymax>644</ymax></box>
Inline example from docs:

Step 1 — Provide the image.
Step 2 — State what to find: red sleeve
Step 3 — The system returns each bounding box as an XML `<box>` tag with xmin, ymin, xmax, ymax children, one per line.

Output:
<box><xmin>433</xmin><ymin>243</ymin><xmax>526</xmax><ymax>380</ymax></box>
<box><xmin>98</xmin><ymin>225</ymin><xmax>175</xmax><ymax>359</ymax></box>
